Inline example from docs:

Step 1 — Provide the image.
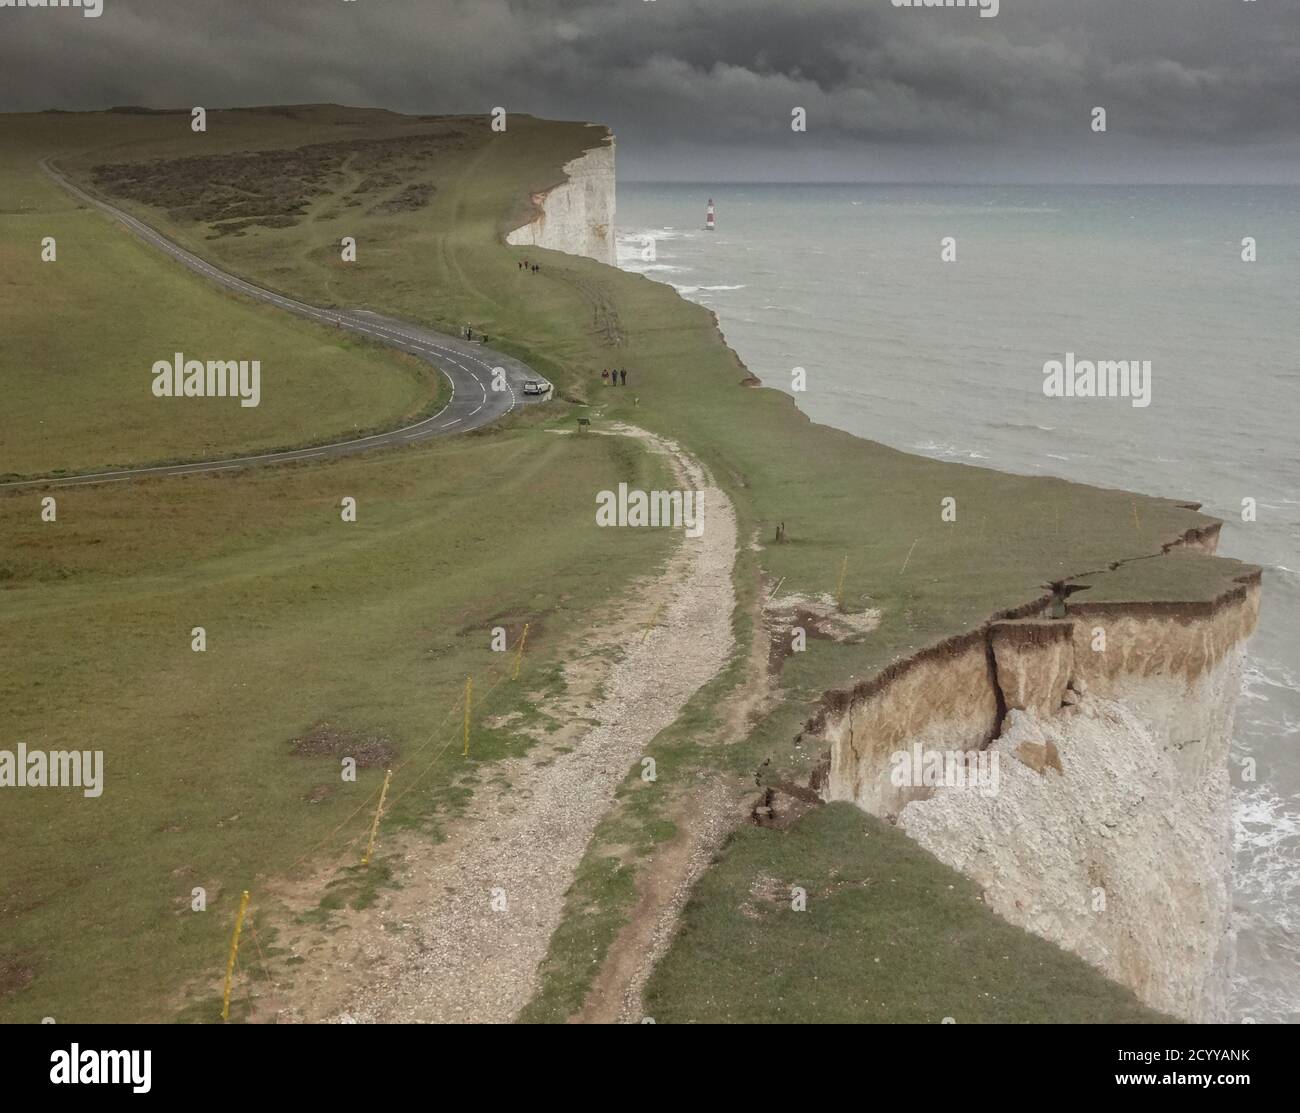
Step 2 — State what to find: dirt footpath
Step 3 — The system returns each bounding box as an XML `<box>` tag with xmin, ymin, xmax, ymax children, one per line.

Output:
<box><xmin>334</xmin><ymin>424</ymin><xmax>737</xmax><ymax>1023</ymax></box>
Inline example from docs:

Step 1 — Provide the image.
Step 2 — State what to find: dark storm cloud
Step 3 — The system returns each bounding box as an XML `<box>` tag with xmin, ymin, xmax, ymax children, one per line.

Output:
<box><xmin>2</xmin><ymin>0</ymin><xmax>1297</xmax><ymax>180</ymax></box>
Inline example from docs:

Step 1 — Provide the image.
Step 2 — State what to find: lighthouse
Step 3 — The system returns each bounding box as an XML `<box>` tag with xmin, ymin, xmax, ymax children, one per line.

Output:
<box><xmin>705</xmin><ymin>198</ymin><xmax>716</xmax><ymax>231</ymax></box>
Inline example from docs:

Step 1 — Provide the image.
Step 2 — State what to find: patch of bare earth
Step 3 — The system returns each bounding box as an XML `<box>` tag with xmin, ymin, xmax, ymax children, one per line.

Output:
<box><xmin>253</xmin><ymin>424</ymin><xmax>737</xmax><ymax>1023</ymax></box>
<box><xmin>289</xmin><ymin>722</ymin><xmax>398</xmax><ymax>768</ymax></box>
<box><xmin>765</xmin><ymin>590</ymin><xmax>881</xmax><ymax>674</ymax></box>
<box><xmin>0</xmin><ymin>953</ymin><xmax>36</xmax><ymax>1001</ymax></box>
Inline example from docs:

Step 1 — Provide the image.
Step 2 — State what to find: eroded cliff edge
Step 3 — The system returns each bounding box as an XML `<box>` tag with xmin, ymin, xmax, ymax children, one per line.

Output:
<box><xmin>492</xmin><ymin>121</ymin><xmax>1260</xmax><ymax>1019</ymax></box>
<box><xmin>506</xmin><ymin>126</ymin><xmax>616</xmax><ymax>265</ymax></box>
<box><xmin>810</xmin><ymin>530</ymin><xmax>1261</xmax><ymax>1022</ymax></box>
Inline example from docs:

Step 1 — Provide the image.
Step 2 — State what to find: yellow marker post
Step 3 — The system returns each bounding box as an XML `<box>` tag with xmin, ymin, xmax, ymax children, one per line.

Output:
<box><xmin>463</xmin><ymin>676</ymin><xmax>472</xmax><ymax>757</ymax></box>
<box><xmin>221</xmin><ymin>890</ymin><xmax>251</xmax><ymax>1022</ymax></box>
<box><xmin>513</xmin><ymin>623</ymin><xmax>530</xmax><ymax>680</ymax></box>
<box><xmin>835</xmin><ymin>555</ymin><xmax>848</xmax><ymax>610</ymax></box>
<box><xmin>362</xmin><ymin>768</ymin><xmax>393</xmax><ymax>867</ymax></box>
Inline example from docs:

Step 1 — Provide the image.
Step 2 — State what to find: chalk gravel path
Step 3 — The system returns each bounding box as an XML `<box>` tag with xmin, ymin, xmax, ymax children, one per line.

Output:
<box><xmin>340</xmin><ymin>425</ymin><xmax>736</xmax><ymax>1023</ymax></box>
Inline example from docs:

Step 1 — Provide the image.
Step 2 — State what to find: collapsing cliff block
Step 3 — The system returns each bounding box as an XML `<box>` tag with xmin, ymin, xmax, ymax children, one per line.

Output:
<box><xmin>990</xmin><ymin>619</ymin><xmax>1074</xmax><ymax>717</ymax></box>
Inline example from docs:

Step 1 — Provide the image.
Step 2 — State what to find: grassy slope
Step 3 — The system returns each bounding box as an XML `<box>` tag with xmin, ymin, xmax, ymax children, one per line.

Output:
<box><xmin>1</xmin><ymin>106</ymin><xmax>1249</xmax><ymax>1022</ymax></box>
<box><xmin>0</xmin><ymin>112</ymin><xmax>442</xmax><ymax>478</ymax></box>
<box><xmin>52</xmin><ymin>110</ymin><xmax>1234</xmax><ymax>613</ymax></box>
<box><xmin>644</xmin><ymin>804</ymin><xmax>1169</xmax><ymax>1024</ymax></box>
<box><xmin>0</xmin><ymin>427</ymin><xmax>675</xmax><ymax>1023</ymax></box>
<box><xmin>0</xmin><ymin>109</ymin><xmax>679</xmax><ymax>1022</ymax></box>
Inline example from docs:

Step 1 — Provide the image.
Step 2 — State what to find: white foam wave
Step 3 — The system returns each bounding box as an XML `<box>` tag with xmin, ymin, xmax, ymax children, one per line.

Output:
<box><xmin>615</xmin><ymin>226</ymin><xmax>693</xmax><ymax>242</ymax></box>
<box><xmin>914</xmin><ymin>440</ymin><xmax>989</xmax><ymax>461</ymax></box>
<box><xmin>1233</xmin><ymin>785</ymin><xmax>1300</xmax><ymax>959</ymax></box>
<box><xmin>1242</xmin><ymin>657</ymin><xmax>1300</xmax><ymax>700</ymax></box>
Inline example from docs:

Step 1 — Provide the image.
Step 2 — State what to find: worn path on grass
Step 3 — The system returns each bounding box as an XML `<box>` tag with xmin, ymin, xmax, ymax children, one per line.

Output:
<box><xmin>575</xmin><ymin>597</ymin><xmax>779</xmax><ymax>1023</ymax></box>
<box><xmin>0</xmin><ymin>161</ymin><xmax>549</xmax><ymax>491</ymax></box>
<box><xmin>336</xmin><ymin>424</ymin><xmax>736</xmax><ymax>1023</ymax></box>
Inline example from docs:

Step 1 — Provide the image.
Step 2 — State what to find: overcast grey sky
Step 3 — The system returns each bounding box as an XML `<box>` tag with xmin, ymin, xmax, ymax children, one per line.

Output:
<box><xmin>3</xmin><ymin>0</ymin><xmax>1298</xmax><ymax>181</ymax></box>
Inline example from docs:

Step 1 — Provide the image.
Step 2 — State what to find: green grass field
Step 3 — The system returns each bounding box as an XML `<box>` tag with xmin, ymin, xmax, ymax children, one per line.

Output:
<box><xmin>0</xmin><ymin>428</ymin><xmax>675</xmax><ymax>1022</ymax></box>
<box><xmin>643</xmin><ymin>803</ymin><xmax>1169</xmax><ymax>1024</ymax></box>
<box><xmin>0</xmin><ymin>119</ymin><xmax>448</xmax><ymax>479</ymax></box>
<box><xmin>0</xmin><ymin>105</ymin><xmax>1247</xmax><ymax>1023</ymax></box>
<box><xmin>36</xmin><ymin>107</ymin><xmax>1234</xmax><ymax>634</ymax></box>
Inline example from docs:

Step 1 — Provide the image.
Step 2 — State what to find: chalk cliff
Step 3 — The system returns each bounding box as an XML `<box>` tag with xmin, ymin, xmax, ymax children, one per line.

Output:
<box><xmin>498</xmin><ymin>121</ymin><xmax>1261</xmax><ymax>1021</ymax></box>
<box><xmin>814</xmin><ymin>548</ymin><xmax>1260</xmax><ymax>1021</ymax></box>
<box><xmin>506</xmin><ymin>128</ymin><xmax>616</xmax><ymax>265</ymax></box>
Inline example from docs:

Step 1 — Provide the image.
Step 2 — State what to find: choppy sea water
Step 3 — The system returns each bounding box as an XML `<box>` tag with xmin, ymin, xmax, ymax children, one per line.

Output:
<box><xmin>617</xmin><ymin>183</ymin><xmax>1300</xmax><ymax>1023</ymax></box>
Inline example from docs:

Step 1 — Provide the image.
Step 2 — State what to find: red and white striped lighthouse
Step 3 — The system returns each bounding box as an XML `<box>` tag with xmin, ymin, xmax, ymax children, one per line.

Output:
<box><xmin>705</xmin><ymin>198</ymin><xmax>716</xmax><ymax>231</ymax></box>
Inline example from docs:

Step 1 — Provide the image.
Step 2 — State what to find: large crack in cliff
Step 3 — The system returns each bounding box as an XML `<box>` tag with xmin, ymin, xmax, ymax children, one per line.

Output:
<box><xmin>802</xmin><ymin>518</ymin><xmax>1244</xmax><ymax>745</ymax></box>
<box><xmin>792</xmin><ymin>514</ymin><xmax>1261</xmax><ymax>1020</ymax></box>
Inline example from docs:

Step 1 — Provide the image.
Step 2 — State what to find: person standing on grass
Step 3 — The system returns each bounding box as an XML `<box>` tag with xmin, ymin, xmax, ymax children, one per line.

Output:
<box><xmin>620</xmin><ymin>369</ymin><xmax>627</xmax><ymax>386</ymax></box>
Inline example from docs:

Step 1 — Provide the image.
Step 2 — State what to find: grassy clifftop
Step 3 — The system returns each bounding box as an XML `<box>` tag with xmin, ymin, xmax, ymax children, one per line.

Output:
<box><xmin>0</xmin><ymin>106</ymin><xmax>1249</xmax><ymax>1023</ymax></box>
<box><xmin>31</xmin><ymin>106</ymin><xmax>1238</xmax><ymax>629</ymax></box>
<box><xmin>0</xmin><ymin>110</ymin><xmax>449</xmax><ymax>478</ymax></box>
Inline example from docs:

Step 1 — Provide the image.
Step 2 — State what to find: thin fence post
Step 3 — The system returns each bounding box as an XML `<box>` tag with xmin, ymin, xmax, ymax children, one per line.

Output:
<box><xmin>463</xmin><ymin>676</ymin><xmax>472</xmax><ymax>757</ymax></box>
<box><xmin>362</xmin><ymin>768</ymin><xmax>393</xmax><ymax>867</ymax></box>
<box><xmin>221</xmin><ymin>890</ymin><xmax>251</xmax><ymax>1022</ymax></box>
<box><xmin>513</xmin><ymin>623</ymin><xmax>530</xmax><ymax>680</ymax></box>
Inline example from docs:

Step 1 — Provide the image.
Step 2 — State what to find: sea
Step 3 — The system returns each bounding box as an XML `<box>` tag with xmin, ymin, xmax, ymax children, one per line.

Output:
<box><xmin>617</xmin><ymin>182</ymin><xmax>1300</xmax><ymax>1023</ymax></box>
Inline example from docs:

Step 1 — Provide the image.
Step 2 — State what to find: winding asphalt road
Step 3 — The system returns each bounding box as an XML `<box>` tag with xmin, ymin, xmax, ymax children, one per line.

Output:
<box><xmin>1</xmin><ymin>161</ymin><xmax>549</xmax><ymax>491</ymax></box>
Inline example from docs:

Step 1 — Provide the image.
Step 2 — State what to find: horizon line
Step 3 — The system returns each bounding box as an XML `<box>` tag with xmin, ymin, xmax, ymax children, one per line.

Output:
<box><xmin>621</xmin><ymin>178</ymin><xmax>1300</xmax><ymax>188</ymax></box>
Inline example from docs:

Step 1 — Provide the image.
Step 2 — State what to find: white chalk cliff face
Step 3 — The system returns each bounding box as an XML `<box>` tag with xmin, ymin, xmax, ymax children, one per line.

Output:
<box><xmin>818</xmin><ymin>575</ymin><xmax>1260</xmax><ymax>1021</ymax></box>
<box><xmin>506</xmin><ymin>130</ymin><xmax>616</xmax><ymax>265</ymax></box>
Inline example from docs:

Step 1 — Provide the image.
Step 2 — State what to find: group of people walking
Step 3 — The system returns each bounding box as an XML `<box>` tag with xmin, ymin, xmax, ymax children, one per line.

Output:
<box><xmin>518</xmin><ymin>260</ymin><xmax>541</xmax><ymax>273</ymax></box>
<box><xmin>602</xmin><ymin>368</ymin><xmax>628</xmax><ymax>386</ymax></box>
